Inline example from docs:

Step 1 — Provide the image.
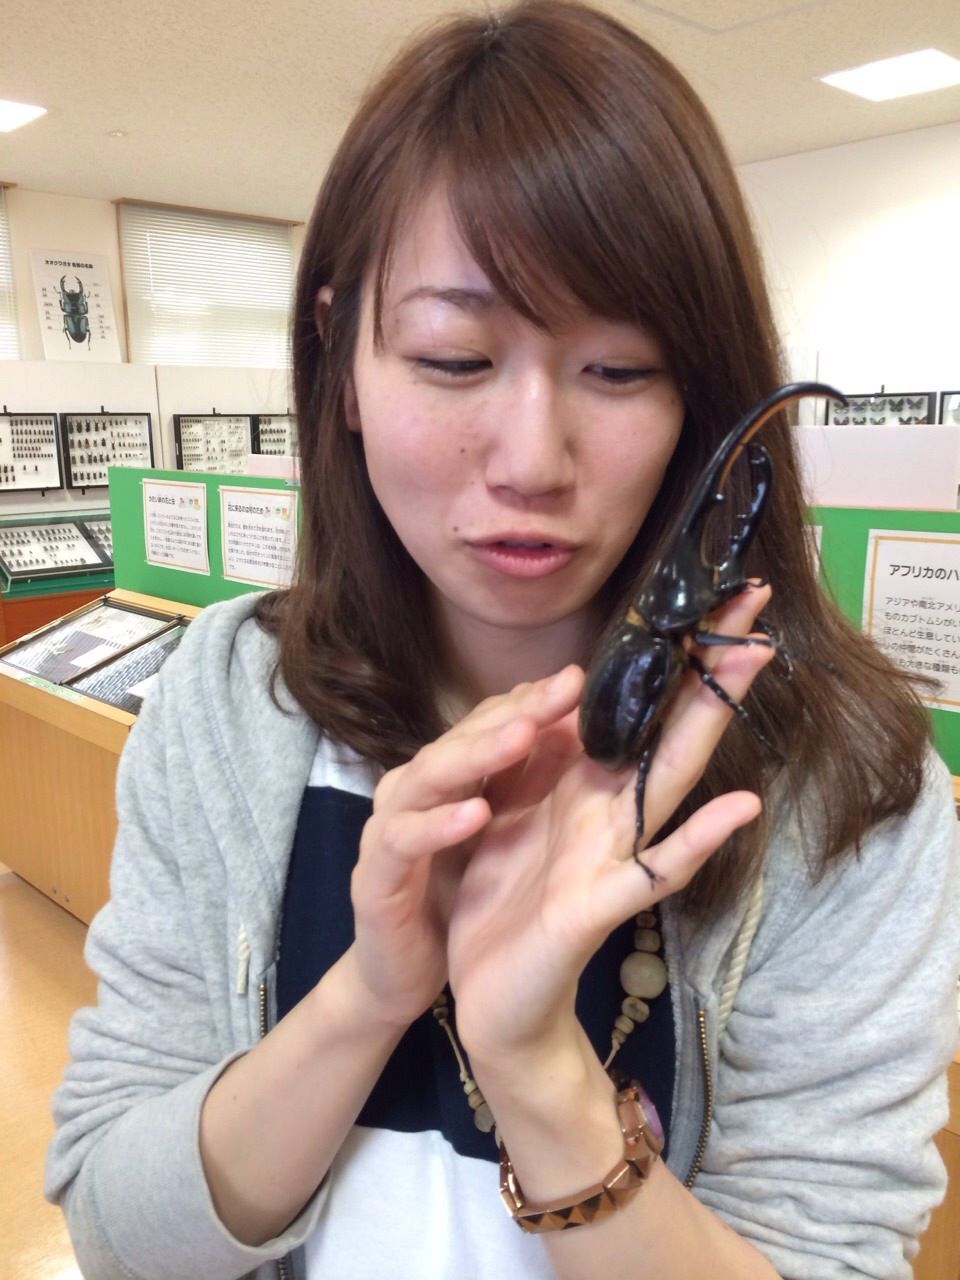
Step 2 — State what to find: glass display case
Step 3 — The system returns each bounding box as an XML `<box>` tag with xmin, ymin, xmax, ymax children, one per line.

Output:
<box><xmin>0</xmin><ymin>411</ymin><xmax>63</xmax><ymax>493</ymax></box>
<box><xmin>174</xmin><ymin>413</ymin><xmax>254</xmax><ymax>473</ymax></box>
<box><xmin>60</xmin><ymin>411</ymin><xmax>154</xmax><ymax>488</ymax></box>
<box><xmin>0</xmin><ymin>512</ymin><xmax>114</xmax><ymax>594</ymax></box>
<box><xmin>0</xmin><ymin>595</ymin><xmax>182</xmax><ymax>686</ymax></box>
<box><xmin>825</xmin><ymin>391</ymin><xmax>937</xmax><ymax>426</ymax></box>
<box><xmin>71</xmin><ymin>620</ymin><xmax>187</xmax><ymax>712</ymax></box>
<box><xmin>254</xmin><ymin>413</ymin><xmax>298</xmax><ymax>456</ymax></box>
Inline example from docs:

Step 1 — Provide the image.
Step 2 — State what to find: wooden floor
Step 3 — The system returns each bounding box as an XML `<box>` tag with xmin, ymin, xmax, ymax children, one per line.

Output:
<box><xmin>0</xmin><ymin>862</ymin><xmax>94</xmax><ymax>1279</ymax></box>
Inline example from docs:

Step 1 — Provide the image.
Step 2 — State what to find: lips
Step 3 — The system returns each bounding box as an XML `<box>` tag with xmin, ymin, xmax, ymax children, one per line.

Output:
<box><xmin>467</xmin><ymin>533</ymin><xmax>578</xmax><ymax>579</ymax></box>
<box><xmin>472</xmin><ymin>532</ymin><xmax>578</xmax><ymax>551</ymax></box>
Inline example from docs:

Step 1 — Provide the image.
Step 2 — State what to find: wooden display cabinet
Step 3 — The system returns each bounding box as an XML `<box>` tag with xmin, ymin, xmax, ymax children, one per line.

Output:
<box><xmin>0</xmin><ymin>584</ymin><xmax>107</xmax><ymax>647</ymax></box>
<box><xmin>0</xmin><ymin>588</ymin><xmax>200</xmax><ymax>924</ymax></box>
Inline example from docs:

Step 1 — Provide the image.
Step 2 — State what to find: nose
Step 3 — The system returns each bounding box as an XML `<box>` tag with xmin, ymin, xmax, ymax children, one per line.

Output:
<box><xmin>483</xmin><ymin>373</ymin><xmax>576</xmax><ymax>498</ymax></box>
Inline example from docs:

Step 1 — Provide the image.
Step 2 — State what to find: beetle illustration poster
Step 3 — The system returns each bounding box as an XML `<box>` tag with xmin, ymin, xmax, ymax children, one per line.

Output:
<box><xmin>30</xmin><ymin>250</ymin><xmax>122</xmax><ymax>362</ymax></box>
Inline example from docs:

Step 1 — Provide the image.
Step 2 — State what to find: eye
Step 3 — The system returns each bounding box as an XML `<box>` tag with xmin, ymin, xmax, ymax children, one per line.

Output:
<box><xmin>414</xmin><ymin>358</ymin><xmax>491</xmax><ymax>378</ymax></box>
<box><xmin>587</xmin><ymin>364</ymin><xmax>658</xmax><ymax>385</ymax></box>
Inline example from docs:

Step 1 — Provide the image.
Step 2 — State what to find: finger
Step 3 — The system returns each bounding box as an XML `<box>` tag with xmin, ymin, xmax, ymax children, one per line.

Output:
<box><xmin>455</xmin><ymin>664</ymin><xmax>584</xmax><ymax>734</ymax></box>
<box><xmin>704</xmin><ymin>579</ymin><xmax>771</xmax><ymax>643</ymax></box>
<box><xmin>383</xmin><ymin>666</ymin><xmax>584</xmax><ymax>813</ymax></box>
<box><xmin>594</xmin><ymin>791</ymin><xmax>761</xmax><ymax>929</ymax></box>
<box><xmin>635</xmin><ymin>586</ymin><xmax>775</xmax><ymax>811</ymax></box>
<box><xmin>485</xmin><ymin>706</ymin><xmax>586</xmax><ymax>809</ymax></box>
<box><xmin>357</xmin><ymin>797</ymin><xmax>491</xmax><ymax>900</ymax></box>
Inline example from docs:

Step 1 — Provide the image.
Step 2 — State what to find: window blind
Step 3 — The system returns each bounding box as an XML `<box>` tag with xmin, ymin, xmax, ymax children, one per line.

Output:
<box><xmin>0</xmin><ymin>187</ymin><xmax>20</xmax><ymax>359</ymax></box>
<box><xmin>119</xmin><ymin>202</ymin><xmax>294</xmax><ymax>367</ymax></box>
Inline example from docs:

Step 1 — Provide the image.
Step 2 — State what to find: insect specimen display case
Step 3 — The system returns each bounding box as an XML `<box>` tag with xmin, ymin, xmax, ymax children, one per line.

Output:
<box><xmin>0</xmin><ymin>588</ymin><xmax>200</xmax><ymax>923</ymax></box>
<box><xmin>824</xmin><ymin>390</ymin><xmax>937</xmax><ymax>426</ymax></box>
<box><xmin>59</xmin><ymin>410</ymin><xmax>154</xmax><ymax>488</ymax></box>
<box><xmin>0</xmin><ymin>512</ymin><xmax>115</xmax><ymax>646</ymax></box>
<box><xmin>173</xmin><ymin>411</ymin><xmax>298</xmax><ymax>472</ymax></box>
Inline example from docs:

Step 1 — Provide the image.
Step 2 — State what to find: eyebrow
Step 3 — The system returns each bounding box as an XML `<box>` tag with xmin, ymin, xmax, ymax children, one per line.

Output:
<box><xmin>395</xmin><ymin>286</ymin><xmax>501</xmax><ymax>312</ymax></box>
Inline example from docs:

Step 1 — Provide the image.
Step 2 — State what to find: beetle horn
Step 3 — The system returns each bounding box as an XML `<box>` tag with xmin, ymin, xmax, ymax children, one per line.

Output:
<box><xmin>678</xmin><ymin>380</ymin><xmax>845</xmax><ymax>546</ymax></box>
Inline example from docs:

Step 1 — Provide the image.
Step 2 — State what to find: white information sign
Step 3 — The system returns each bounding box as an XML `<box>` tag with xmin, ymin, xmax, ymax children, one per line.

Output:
<box><xmin>862</xmin><ymin>529</ymin><xmax>960</xmax><ymax>712</ymax></box>
<box><xmin>30</xmin><ymin>250</ymin><xmax>122</xmax><ymax>362</ymax></box>
<box><xmin>220</xmin><ymin>486</ymin><xmax>298</xmax><ymax>588</ymax></box>
<box><xmin>143</xmin><ymin>479</ymin><xmax>209</xmax><ymax>574</ymax></box>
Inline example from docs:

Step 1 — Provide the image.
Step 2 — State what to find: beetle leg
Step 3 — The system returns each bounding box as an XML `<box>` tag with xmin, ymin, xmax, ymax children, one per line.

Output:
<box><xmin>691</xmin><ymin>630</ymin><xmax>776</xmax><ymax>649</ymax></box>
<box><xmin>753</xmin><ymin>616</ymin><xmax>794</xmax><ymax>678</ymax></box>
<box><xmin>691</xmin><ymin>626</ymin><xmax>792</xmax><ymax>680</ymax></box>
<box><xmin>687</xmin><ymin>652</ymin><xmax>785</xmax><ymax>763</ymax></box>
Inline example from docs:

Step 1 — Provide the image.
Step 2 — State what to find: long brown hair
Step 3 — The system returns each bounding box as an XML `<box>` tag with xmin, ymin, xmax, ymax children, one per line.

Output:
<box><xmin>255</xmin><ymin>0</ymin><xmax>931</xmax><ymax>919</ymax></box>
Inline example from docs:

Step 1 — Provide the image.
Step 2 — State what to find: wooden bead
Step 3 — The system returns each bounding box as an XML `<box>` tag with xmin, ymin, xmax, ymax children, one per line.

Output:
<box><xmin>474</xmin><ymin>1102</ymin><xmax>495</xmax><ymax>1133</ymax></box>
<box><xmin>632</xmin><ymin>927</ymin><xmax>661</xmax><ymax>953</ymax></box>
<box><xmin>614</xmin><ymin>1014</ymin><xmax>635</xmax><ymax>1035</ymax></box>
<box><xmin>622</xmin><ymin>995</ymin><xmax>650</xmax><ymax>1022</ymax></box>
<box><xmin>636</xmin><ymin>911</ymin><xmax>657</xmax><ymax>928</ymax></box>
<box><xmin>620</xmin><ymin>951</ymin><xmax>668</xmax><ymax>999</ymax></box>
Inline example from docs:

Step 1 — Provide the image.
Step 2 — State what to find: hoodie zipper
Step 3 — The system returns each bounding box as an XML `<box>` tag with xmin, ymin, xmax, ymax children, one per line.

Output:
<box><xmin>259</xmin><ymin>979</ymin><xmax>292</xmax><ymax>1280</ymax></box>
<box><xmin>683</xmin><ymin>1004</ymin><xmax>714</xmax><ymax>1188</ymax></box>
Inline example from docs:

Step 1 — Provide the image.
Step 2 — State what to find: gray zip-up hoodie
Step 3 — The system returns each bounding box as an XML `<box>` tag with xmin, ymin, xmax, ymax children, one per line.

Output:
<box><xmin>45</xmin><ymin>593</ymin><xmax>960</xmax><ymax>1280</ymax></box>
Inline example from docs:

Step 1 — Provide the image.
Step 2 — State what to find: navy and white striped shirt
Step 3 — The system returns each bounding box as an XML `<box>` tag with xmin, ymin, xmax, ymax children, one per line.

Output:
<box><xmin>276</xmin><ymin>740</ymin><xmax>674</xmax><ymax>1276</ymax></box>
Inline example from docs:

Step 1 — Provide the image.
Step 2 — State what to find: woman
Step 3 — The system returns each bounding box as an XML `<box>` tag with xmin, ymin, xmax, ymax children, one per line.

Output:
<box><xmin>46</xmin><ymin>4</ymin><xmax>959</xmax><ymax>1279</ymax></box>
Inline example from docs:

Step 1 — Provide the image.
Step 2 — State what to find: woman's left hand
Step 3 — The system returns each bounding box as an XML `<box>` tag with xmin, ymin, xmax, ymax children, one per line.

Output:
<box><xmin>446</xmin><ymin>583</ymin><xmax>774</xmax><ymax>1064</ymax></box>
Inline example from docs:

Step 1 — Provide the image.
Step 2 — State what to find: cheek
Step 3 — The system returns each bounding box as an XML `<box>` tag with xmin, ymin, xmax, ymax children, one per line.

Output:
<box><xmin>357</xmin><ymin>389</ymin><xmax>470</xmax><ymax>510</ymax></box>
<box><xmin>596</xmin><ymin>421</ymin><xmax>682</xmax><ymax>526</ymax></box>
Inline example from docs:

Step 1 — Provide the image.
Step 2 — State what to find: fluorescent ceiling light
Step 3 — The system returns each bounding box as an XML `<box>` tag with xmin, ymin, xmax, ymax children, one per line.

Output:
<box><xmin>821</xmin><ymin>49</ymin><xmax>960</xmax><ymax>102</ymax></box>
<box><xmin>0</xmin><ymin>99</ymin><xmax>46</xmax><ymax>132</ymax></box>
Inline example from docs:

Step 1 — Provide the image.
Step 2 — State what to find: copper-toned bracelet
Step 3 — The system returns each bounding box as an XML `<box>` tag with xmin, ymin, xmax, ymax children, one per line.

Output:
<box><xmin>498</xmin><ymin>1072</ymin><xmax>664</xmax><ymax>1233</ymax></box>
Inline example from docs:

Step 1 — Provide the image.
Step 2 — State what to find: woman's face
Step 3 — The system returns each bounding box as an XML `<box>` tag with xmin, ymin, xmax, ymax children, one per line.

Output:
<box><xmin>347</xmin><ymin>184</ymin><xmax>684</xmax><ymax>664</ymax></box>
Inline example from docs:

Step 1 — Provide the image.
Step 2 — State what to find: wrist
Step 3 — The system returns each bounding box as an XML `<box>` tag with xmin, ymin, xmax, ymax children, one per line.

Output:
<box><xmin>483</xmin><ymin>1050</ymin><xmax>627</xmax><ymax>1210</ymax></box>
<box><xmin>309</xmin><ymin>946</ymin><xmax>414</xmax><ymax>1043</ymax></box>
<box><xmin>461</xmin><ymin>990</ymin><xmax>584</xmax><ymax>1068</ymax></box>
<box><xmin>472</xmin><ymin>1023</ymin><xmax>621</xmax><ymax>1165</ymax></box>
<box><xmin>499</xmin><ymin>1071</ymin><xmax>664</xmax><ymax>1232</ymax></box>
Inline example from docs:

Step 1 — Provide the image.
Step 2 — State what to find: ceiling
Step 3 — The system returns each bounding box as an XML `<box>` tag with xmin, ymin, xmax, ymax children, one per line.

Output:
<box><xmin>1</xmin><ymin>0</ymin><xmax>958</xmax><ymax>223</ymax></box>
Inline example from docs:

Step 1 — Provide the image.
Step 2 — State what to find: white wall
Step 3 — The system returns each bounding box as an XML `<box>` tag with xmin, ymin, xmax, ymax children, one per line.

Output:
<box><xmin>6</xmin><ymin>189</ymin><xmax>127</xmax><ymax>363</ymax></box>
<box><xmin>739</xmin><ymin>120</ymin><xmax>960</xmax><ymax>407</ymax></box>
<box><xmin>3</xmin><ymin>121</ymin><xmax>958</xmax><ymax>516</ymax></box>
<box><xmin>4</xmin><ymin>188</ymin><xmax>305</xmax><ymax>364</ymax></box>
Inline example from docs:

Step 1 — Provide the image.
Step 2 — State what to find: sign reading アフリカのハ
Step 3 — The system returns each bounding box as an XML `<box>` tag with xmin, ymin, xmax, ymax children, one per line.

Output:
<box><xmin>863</xmin><ymin>529</ymin><xmax>960</xmax><ymax>712</ymax></box>
<box><xmin>30</xmin><ymin>250</ymin><xmax>122</xmax><ymax>362</ymax></box>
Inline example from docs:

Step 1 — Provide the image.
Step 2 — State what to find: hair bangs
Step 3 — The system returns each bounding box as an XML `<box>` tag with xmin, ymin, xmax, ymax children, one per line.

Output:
<box><xmin>369</xmin><ymin>29</ymin><xmax>673</xmax><ymax>340</ymax></box>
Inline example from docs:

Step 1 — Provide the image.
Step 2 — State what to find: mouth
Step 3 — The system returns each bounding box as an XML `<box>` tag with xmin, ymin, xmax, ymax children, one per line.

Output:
<box><xmin>472</xmin><ymin>533</ymin><xmax>578</xmax><ymax>552</ymax></box>
<box><xmin>467</xmin><ymin>534</ymin><xmax>578</xmax><ymax>578</ymax></box>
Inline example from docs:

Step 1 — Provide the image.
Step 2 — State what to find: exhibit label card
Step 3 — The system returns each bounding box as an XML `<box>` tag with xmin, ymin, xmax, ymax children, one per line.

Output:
<box><xmin>31</xmin><ymin>250</ymin><xmax>122</xmax><ymax>362</ymax></box>
<box><xmin>863</xmin><ymin>529</ymin><xmax>960</xmax><ymax>712</ymax></box>
<box><xmin>220</xmin><ymin>486</ymin><xmax>298</xmax><ymax>588</ymax></box>
<box><xmin>143</xmin><ymin>479</ymin><xmax>209</xmax><ymax>574</ymax></box>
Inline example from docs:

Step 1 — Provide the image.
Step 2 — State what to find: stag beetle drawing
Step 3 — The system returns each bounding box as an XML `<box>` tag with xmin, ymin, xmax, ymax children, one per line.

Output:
<box><xmin>57</xmin><ymin>275</ymin><xmax>91</xmax><ymax>349</ymax></box>
<box><xmin>579</xmin><ymin>380</ymin><xmax>845</xmax><ymax>874</ymax></box>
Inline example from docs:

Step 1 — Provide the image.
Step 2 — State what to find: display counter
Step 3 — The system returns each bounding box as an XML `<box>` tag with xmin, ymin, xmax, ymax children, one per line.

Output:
<box><xmin>0</xmin><ymin>588</ymin><xmax>199</xmax><ymax>923</ymax></box>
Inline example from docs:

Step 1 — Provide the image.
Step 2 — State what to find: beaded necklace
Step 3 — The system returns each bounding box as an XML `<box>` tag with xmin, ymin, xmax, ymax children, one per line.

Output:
<box><xmin>431</xmin><ymin>907</ymin><xmax>669</xmax><ymax>1134</ymax></box>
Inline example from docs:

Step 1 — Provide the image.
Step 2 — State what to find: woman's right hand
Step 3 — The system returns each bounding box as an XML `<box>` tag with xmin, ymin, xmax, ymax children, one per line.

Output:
<box><xmin>348</xmin><ymin>673</ymin><xmax>583</xmax><ymax>1028</ymax></box>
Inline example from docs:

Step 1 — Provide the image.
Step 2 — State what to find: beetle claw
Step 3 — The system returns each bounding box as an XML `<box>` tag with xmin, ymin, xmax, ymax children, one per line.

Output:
<box><xmin>632</xmin><ymin>848</ymin><xmax>662</xmax><ymax>889</ymax></box>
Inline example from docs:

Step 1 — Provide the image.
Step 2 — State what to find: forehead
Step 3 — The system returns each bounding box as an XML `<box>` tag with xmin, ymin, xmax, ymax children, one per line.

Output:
<box><xmin>379</xmin><ymin>183</ymin><xmax>491</xmax><ymax>307</ymax></box>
